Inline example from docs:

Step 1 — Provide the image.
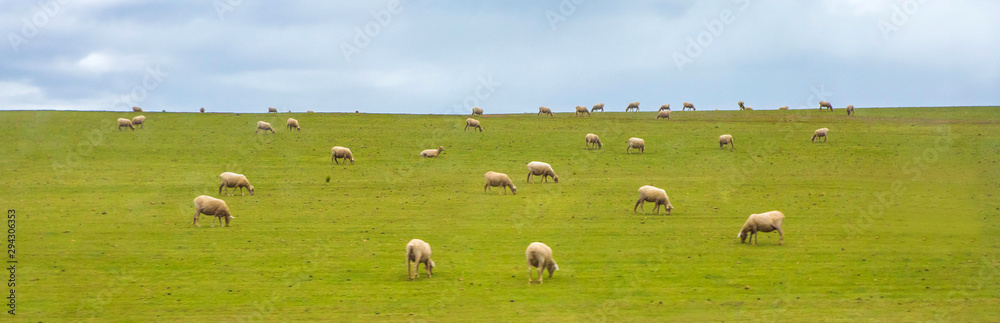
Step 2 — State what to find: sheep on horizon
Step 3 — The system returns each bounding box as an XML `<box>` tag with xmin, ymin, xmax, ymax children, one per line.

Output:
<box><xmin>132</xmin><ymin>106</ymin><xmax>142</xmax><ymax>112</ymax></box>
<box><xmin>659</xmin><ymin>104</ymin><xmax>671</xmax><ymax>111</ymax></box>
<box><xmin>846</xmin><ymin>105</ymin><xmax>855</xmax><ymax>116</ymax></box>
<box><xmin>819</xmin><ymin>101</ymin><xmax>832</xmax><ymax>111</ymax></box>
<box><xmin>738</xmin><ymin>210</ymin><xmax>785</xmax><ymax>245</ymax></box>
<box><xmin>683</xmin><ymin>102</ymin><xmax>695</xmax><ymax>111</ymax></box>
<box><xmin>472</xmin><ymin>107</ymin><xmax>483</xmax><ymax>115</ymax></box>
<box><xmin>268</xmin><ymin>107</ymin><xmax>278</xmax><ymax>113</ymax></box>
<box><xmin>575</xmin><ymin>106</ymin><xmax>590</xmax><ymax>116</ymax></box>
<box><xmin>591</xmin><ymin>103</ymin><xmax>604</xmax><ymax>112</ymax></box>
<box><xmin>526</xmin><ymin>242</ymin><xmax>559</xmax><ymax>284</ymax></box>
<box><xmin>738</xmin><ymin>101</ymin><xmax>745</xmax><ymax>110</ymax></box>
<box><xmin>538</xmin><ymin>107</ymin><xmax>553</xmax><ymax>116</ymax></box>
<box><xmin>199</xmin><ymin>107</ymin><xmax>205</xmax><ymax>113</ymax></box>
<box><xmin>626</xmin><ymin>102</ymin><xmax>640</xmax><ymax>112</ymax></box>
<box><xmin>779</xmin><ymin>106</ymin><xmax>789</xmax><ymax>110</ymax></box>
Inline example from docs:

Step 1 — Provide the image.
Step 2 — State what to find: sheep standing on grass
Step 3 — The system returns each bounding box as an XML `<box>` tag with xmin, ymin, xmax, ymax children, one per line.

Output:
<box><xmin>268</xmin><ymin>107</ymin><xmax>278</xmax><ymax>113</ymax></box>
<box><xmin>745</xmin><ymin>107</ymin><xmax>753</xmax><ymax>111</ymax></box>
<box><xmin>406</xmin><ymin>239</ymin><xmax>435</xmax><ymax>280</ymax></box>
<box><xmin>575</xmin><ymin>106</ymin><xmax>590</xmax><ymax>116</ymax></box>
<box><xmin>256</xmin><ymin>121</ymin><xmax>275</xmax><ymax>133</ymax></box>
<box><xmin>738</xmin><ymin>101</ymin><xmax>745</xmax><ymax>110</ymax></box>
<box><xmin>656</xmin><ymin>110</ymin><xmax>671</xmax><ymax>120</ymax></box>
<box><xmin>117</xmin><ymin>118</ymin><xmax>135</xmax><ymax>131</ymax></box>
<box><xmin>286</xmin><ymin>118</ymin><xmax>300</xmax><ymax>131</ymax></box>
<box><xmin>526</xmin><ymin>242</ymin><xmax>559</xmax><ymax>284</ymax></box>
<box><xmin>846</xmin><ymin>105</ymin><xmax>855</xmax><ymax>116</ymax></box>
<box><xmin>626</xmin><ymin>102</ymin><xmax>640</xmax><ymax>112</ymax></box>
<box><xmin>659</xmin><ymin>104</ymin><xmax>671</xmax><ymax>111</ymax></box>
<box><xmin>779</xmin><ymin>106</ymin><xmax>789</xmax><ymax>110</ymax></box>
<box><xmin>131</xmin><ymin>116</ymin><xmax>146</xmax><ymax>129</ymax></box>
<box><xmin>526</xmin><ymin>161</ymin><xmax>559</xmax><ymax>183</ymax></box>
<box><xmin>472</xmin><ymin>107</ymin><xmax>483</xmax><ymax>115</ymax></box>
<box><xmin>627</xmin><ymin>137</ymin><xmax>645</xmax><ymax>154</ymax></box>
<box><xmin>420</xmin><ymin>146</ymin><xmax>444</xmax><ymax>158</ymax></box>
<box><xmin>585</xmin><ymin>133</ymin><xmax>602</xmax><ymax>149</ymax></box>
<box><xmin>133</xmin><ymin>106</ymin><xmax>143</xmax><ymax>112</ymax></box>
<box><xmin>219</xmin><ymin>172</ymin><xmax>255</xmax><ymax>196</ymax></box>
<box><xmin>484</xmin><ymin>171</ymin><xmax>516</xmax><ymax>195</ymax></box>
<box><xmin>465</xmin><ymin>118</ymin><xmax>483</xmax><ymax>132</ymax></box>
<box><xmin>719</xmin><ymin>134</ymin><xmax>734</xmax><ymax>151</ymax></box>
<box><xmin>812</xmin><ymin>128</ymin><xmax>829</xmax><ymax>142</ymax></box>
<box><xmin>683</xmin><ymin>102</ymin><xmax>695</xmax><ymax>111</ymax></box>
<box><xmin>193</xmin><ymin>195</ymin><xmax>234</xmax><ymax>227</ymax></box>
<box><xmin>331</xmin><ymin>146</ymin><xmax>355</xmax><ymax>165</ymax></box>
<box><xmin>591</xmin><ymin>103</ymin><xmax>604</xmax><ymax>112</ymax></box>
<box><xmin>738</xmin><ymin>210</ymin><xmax>785</xmax><ymax>245</ymax></box>
<box><xmin>819</xmin><ymin>101</ymin><xmax>832</xmax><ymax>111</ymax></box>
<box><xmin>634</xmin><ymin>185</ymin><xmax>673</xmax><ymax>214</ymax></box>
<box><xmin>538</xmin><ymin>106</ymin><xmax>553</xmax><ymax>116</ymax></box>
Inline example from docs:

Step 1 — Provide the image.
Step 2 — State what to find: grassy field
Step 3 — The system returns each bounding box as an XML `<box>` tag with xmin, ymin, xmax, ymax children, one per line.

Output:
<box><xmin>2</xmin><ymin>107</ymin><xmax>999</xmax><ymax>321</ymax></box>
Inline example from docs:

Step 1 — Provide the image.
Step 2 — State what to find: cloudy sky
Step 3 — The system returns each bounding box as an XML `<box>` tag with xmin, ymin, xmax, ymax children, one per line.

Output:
<box><xmin>1</xmin><ymin>0</ymin><xmax>997</xmax><ymax>114</ymax></box>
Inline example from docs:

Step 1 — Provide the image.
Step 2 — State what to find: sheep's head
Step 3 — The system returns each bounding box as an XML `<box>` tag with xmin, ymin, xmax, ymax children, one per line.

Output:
<box><xmin>547</xmin><ymin>262</ymin><xmax>558</xmax><ymax>277</ymax></box>
<box><xmin>596</xmin><ymin>140</ymin><xmax>602</xmax><ymax>148</ymax></box>
<box><xmin>510</xmin><ymin>185</ymin><xmax>517</xmax><ymax>195</ymax></box>
<box><xmin>427</xmin><ymin>259</ymin><xmax>435</xmax><ymax>274</ymax></box>
<box><xmin>552</xmin><ymin>175</ymin><xmax>559</xmax><ymax>183</ymax></box>
<box><xmin>248</xmin><ymin>185</ymin><xmax>255</xmax><ymax>196</ymax></box>
<box><xmin>738</xmin><ymin>230</ymin><xmax>749</xmax><ymax>243</ymax></box>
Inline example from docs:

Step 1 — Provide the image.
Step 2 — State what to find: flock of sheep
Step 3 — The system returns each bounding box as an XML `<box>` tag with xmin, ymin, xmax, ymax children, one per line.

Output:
<box><xmin>120</xmin><ymin>101</ymin><xmax>849</xmax><ymax>282</ymax></box>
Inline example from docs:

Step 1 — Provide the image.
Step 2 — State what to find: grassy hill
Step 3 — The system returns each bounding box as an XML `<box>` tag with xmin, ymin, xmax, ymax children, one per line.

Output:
<box><xmin>2</xmin><ymin>107</ymin><xmax>998</xmax><ymax>321</ymax></box>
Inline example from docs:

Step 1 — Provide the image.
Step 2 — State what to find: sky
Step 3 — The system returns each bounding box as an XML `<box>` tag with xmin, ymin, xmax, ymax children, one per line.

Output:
<box><xmin>1</xmin><ymin>0</ymin><xmax>998</xmax><ymax>114</ymax></box>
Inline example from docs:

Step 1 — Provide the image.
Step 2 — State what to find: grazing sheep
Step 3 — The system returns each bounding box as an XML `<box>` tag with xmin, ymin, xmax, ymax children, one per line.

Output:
<box><xmin>591</xmin><ymin>103</ymin><xmax>604</xmax><ymax>112</ymax></box>
<box><xmin>627</xmin><ymin>137</ymin><xmax>645</xmax><ymax>154</ymax></box>
<box><xmin>465</xmin><ymin>118</ymin><xmax>483</xmax><ymax>132</ymax></box>
<box><xmin>526</xmin><ymin>242</ymin><xmax>559</xmax><ymax>284</ymax></box>
<box><xmin>526</xmin><ymin>161</ymin><xmax>559</xmax><ymax>183</ymax></box>
<box><xmin>719</xmin><ymin>134</ymin><xmax>734</xmax><ymax>151</ymax></box>
<box><xmin>575</xmin><ymin>106</ymin><xmax>590</xmax><ymax>116</ymax></box>
<box><xmin>199</xmin><ymin>107</ymin><xmax>205</xmax><ymax>113</ymax></box>
<box><xmin>192</xmin><ymin>195</ymin><xmax>234</xmax><ymax>227</ymax></box>
<box><xmin>218</xmin><ymin>172</ymin><xmax>254</xmax><ymax>196</ymax></box>
<box><xmin>420</xmin><ymin>146</ymin><xmax>444</xmax><ymax>158</ymax></box>
<box><xmin>331</xmin><ymin>146</ymin><xmax>355</xmax><ymax>165</ymax></box>
<box><xmin>538</xmin><ymin>106</ymin><xmax>553</xmax><ymax>116</ymax></box>
<box><xmin>268</xmin><ymin>107</ymin><xmax>278</xmax><ymax>113</ymax></box>
<box><xmin>811</xmin><ymin>127</ymin><xmax>829</xmax><ymax>143</ymax></box>
<box><xmin>745</xmin><ymin>107</ymin><xmax>753</xmax><ymax>111</ymax></box>
<box><xmin>307</xmin><ymin>110</ymin><xmax>314</xmax><ymax>113</ymax></box>
<box><xmin>779</xmin><ymin>106</ymin><xmax>789</xmax><ymax>110</ymax></box>
<box><xmin>738</xmin><ymin>101</ymin><xmax>745</xmax><ymax>110</ymax></box>
<box><xmin>131</xmin><ymin>115</ymin><xmax>146</xmax><ymax>129</ymax></box>
<box><xmin>656</xmin><ymin>110</ymin><xmax>671</xmax><ymax>120</ymax></box>
<box><xmin>683</xmin><ymin>102</ymin><xmax>695</xmax><ymax>111</ymax></box>
<box><xmin>286</xmin><ymin>118</ymin><xmax>300</xmax><ymax>131</ymax></box>
<box><xmin>819</xmin><ymin>101</ymin><xmax>832</xmax><ymax>111</ymax></box>
<box><xmin>256</xmin><ymin>121</ymin><xmax>275</xmax><ymax>133</ymax></box>
<box><xmin>406</xmin><ymin>239</ymin><xmax>435</xmax><ymax>280</ymax></box>
<box><xmin>132</xmin><ymin>106</ymin><xmax>142</xmax><ymax>112</ymax></box>
<box><xmin>117</xmin><ymin>118</ymin><xmax>135</xmax><ymax>131</ymax></box>
<box><xmin>484</xmin><ymin>171</ymin><xmax>516</xmax><ymax>195</ymax></box>
<box><xmin>846</xmin><ymin>105</ymin><xmax>855</xmax><ymax>116</ymax></box>
<box><xmin>659</xmin><ymin>104</ymin><xmax>671</xmax><ymax>111</ymax></box>
<box><xmin>472</xmin><ymin>107</ymin><xmax>483</xmax><ymax>115</ymax></box>
<box><xmin>633</xmin><ymin>185</ymin><xmax>673</xmax><ymax>215</ymax></box>
<box><xmin>626</xmin><ymin>102</ymin><xmax>640</xmax><ymax>112</ymax></box>
<box><xmin>585</xmin><ymin>133</ymin><xmax>602</xmax><ymax>149</ymax></box>
<box><xmin>738</xmin><ymin>210</ymin><xmax>785</xmax><ymax>245</ymax></box>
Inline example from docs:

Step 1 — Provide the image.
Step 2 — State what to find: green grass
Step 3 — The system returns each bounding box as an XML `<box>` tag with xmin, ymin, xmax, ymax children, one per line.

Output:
<box><xmin>2</xmin><ymin>107</ymin><xmax>999</xmax><ymax>321</ymax></box>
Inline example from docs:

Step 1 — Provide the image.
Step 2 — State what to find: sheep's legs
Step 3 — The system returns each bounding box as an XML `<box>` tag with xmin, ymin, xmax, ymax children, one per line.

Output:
<box><xmin>193</xmin><ymin>211</ymin><xmax>201</xmax><ymax>227</ymax></box>
<box><xmin>484</xmin><ymin>184</ymin><xmax>490</xmax><ymax>194</ymax></box>
<box><xmin>526</xmin><ymin>173</ymin><xmax>532</xmax><ymax>183</ymax></box>
<box><xmin>527</xmin><ymin>265</ymin><xmax>533</xmax><ymax>283</ymax></box>
<box><xmin>777</xmin><ymin>227</ymin><xmax>784</xmax><ymax>245</ymax></box>
<box><xmin>633</xmin><ymin>199</ymin><xmax>644</xmax><ymax>213</ymax></box>
<box><xmin>537</xmin><ymin>267</ymin><xmax>544</xmax><ymax>283</ymax></box>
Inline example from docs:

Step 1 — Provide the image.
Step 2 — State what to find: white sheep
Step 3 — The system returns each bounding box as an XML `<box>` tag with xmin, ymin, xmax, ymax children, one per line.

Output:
<box><xmin>738</xmin><ymin>210</ymin><xmax>785</xmax><ymax>245</ymax></box>
<box><xmin>591</xmin><ymin>103</ymin><xmax>604</xmax><ymax>112</ymax></box>
<box><xmin>626</xmin><ymin>102</ymin><xmax>640</xmax><ymax>112</ymax></box>
<box><xmin>656</xmin><ymin>110</ymin><xmax>671</xmax><ymax>120</ymax></box>
<box><xmin>268</xmin><ymin>107</ymin><xmax>278</xmax><ymax>113</ymax></box>
<box><xmin>484</xmin><ymin>171</ymin><xmax>516</xmax><ymax>195</ymax></box>
<box><xmin>683</xmin><ymin>102</ymin><xmax>695</xmax><ymax>111</ymax></box>
<box><xmin>575</xmin><ymin>106</ymin><xmax>590</xmax><ymax>116</ymax></box>
<box><xmin>819</xmin><ymin>101</ymin><xmax>832</xmax><ymax>111</ymax></box>
<box><xmin>286</xmin><ymin>118</ymin><xmax>300</xmax><ymax>131</ymax></box>
<box><xmin>465</xmin><ymin>118</ymin><xmax>483</xmax><ymax>132</ymax></box>
<box><xmin>472</xmin><ymin>107</ymin><xmax>483</xmax><ymax>115</ymax></box>
<box><xmin>406</xmin><ymin>239</ymin><xmax>435</xmax><ymax>280</ymax></box>
<box><xmin>132</xmin><ymin>106</ymin><xmax>143</xmax><ymax>112</ymax></box>
<box><xmin>256</xmin><ymin>121</ymin><xmax>275</xmax><ymax>133</ymax></box>
<box><xmin>117</xmin><ymin>118</ymin><xmax>135</xmax><ymax>131</ymax></box>
<box><xmin>846</xmin><ymin>105</ymin><xmax>855</xmax><ymax>116</ymax></box>
<box><xmin>744</xmin><ymin>107</ymin><xmax>753</xmax><ymax>111</ymax></box>
<box><xmin>738</xmin><ymin>101</ymin><xmax>745</xmax><ymax>110</ymax></box>
<box><xmin>812</xmin><ymin>128</ymin><xmax>829</xmax><ymax>142</ymax></box>
<box><xmin>131</xmin><ymin>115</ymin><xmax>145</xmax><ymax>129</ymax></box>
<box><xmin>634</xmin><ymin>185</ymin><xmax>673</xmax><ymax>214</ymax></box>
<box><xmin>526</xmin><ymin>242</ymin><xmax>559</xmax><ymax>284</ymax></box>
<box><xmin>420</xmin><ymin>146</ymin><xmax>444</xmax><ymax>158</ymax></box>
<box><xmin>538</xmin><ymin>106</ymin><xmax>553</xmax><ymax>116</ymax></box>
<box><xmin>219</xmin><ymin>172</ymin><xmax>255</xmax><ymax>196</ymax></box>
<box><xmin>192</xmin><ymin>195</ymin><xmax>235</xmax><ymax>227</ymax></box>
<box><xmin>779</xmin><ymin>106</ymin><xmax>789</xmax><ymax>110</ymax></box>
<box><xmin>585</xmin><ymin>133</ymin><xmax>602</xmax><ymax>149</ymax></box>
<box><xmin>526</xmin><ymin>161</ymin><xmax>559</xmax><ymax>183</ymax></box>
<box><xmin>659</xmin><ymin>104</ymin><xmax>671</xmax><ymax>111</ymax></box>
<box><xmin>331</xmin><ymin>146</ymin><xmax>355</xmax><ymax>165</ymax></box>
<box><xmin>719</xmin><ymin>134</ymin><xmax>734</xmax><ymax>151</ymax></box>
<box><xmin>627</xmin><ymin>137</ymin><xmax>645</xmax><ymax>154</ymax></box>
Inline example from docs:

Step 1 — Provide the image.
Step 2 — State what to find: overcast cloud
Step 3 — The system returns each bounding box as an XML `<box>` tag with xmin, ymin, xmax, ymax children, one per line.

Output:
<box><xmin>1</xmin><ymin>0</ymin><xmax>997</xmax><ymax>113</ymax></box>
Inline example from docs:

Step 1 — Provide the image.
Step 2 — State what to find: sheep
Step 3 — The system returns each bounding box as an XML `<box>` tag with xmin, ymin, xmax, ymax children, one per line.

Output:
<box><xmin>683</xmin><ymin>102</ymin><xmax>695</xmax><ymax>111</ymax></box>
<box><xmin>192</xmin><ymin>195</ymin><xmax>234</xmax><ymax>227</ymax></box>
<box><xmin>484</xmin><ymin>171</ymin><xmax>516</xmax><ymax>195</ymax></box>
<box><xmin>575</xmin><ymin>106</ymin><xmax>590</xmax><ymax>116</ymax></box>
<box><xmin>465</xmin><ymin>118</ymin><xmax>483</xmax><ymax>132</ymax></box>
<box><xmin>811</xmin><ymin>127</ymin><xmax>829</xmax><ymax>142</ymax></box>
<box><xmin>117</xmin><ymin>118</ymin><xmax>135</xmax><ymax>131</ymax></box>
<box><xmin>526</xmin><ymin>242</ymin><xmax>559</xmax><ymax>284</ymax></box>
<box><xmin>779</xmin><ymin>106</ymin><xmax>789</xmax><ymax>110</ymax></box>
<box><xmin>719</xmin><ymin>134</ymin><xmax>734</xmax><ymax>151</ymax></box>
<box><xmin>331</xmin><ymin>146</ymin><xmax>355</xmax><ymax>165</ymax></box>
<box><xmin>738</xmin><ymin>101</ymin><xmax>745</xmax><ymax>110</ymax></box>
<box><xmin>472</xmin><ymin>107</ymin><xmax>483</xmax><ymax>115</ymax></box>
<box><xmin>406</xmin><ymin>239</ymin><xmax>435</xmax><ymax>280</ymax></box>
<box><xmin>656</xmin><ymin>110</ymin><xmax>671</xmax><ymax>120</ymax></box>
<box><xmin>819</xmin><ymin>101</ymin><xmax>832</xmax><ymax>111</ymax></box>
<box><xmin>626</xmin><ymin>102</ymin><xmax>640</xmax><ymax>112</ymax></box>
<box><xmin>846</xmin><ymin>105</ymin><xmax>855</xmax><ymax>116</ymax></box>
<box><xmin>538</xmin><ymin>106</ymin><xmax>553</xmax><ymax>116</ymax></box>
<box><xmin>591</xmin><ymin>103</ymin><xmax>604</xmax><ymax>112</ymax></box>
<box><xmin>268</xmin><ymin>107</ymin><xmax>278</xmax><ymax>113</ymax></box>
<box><xmin>738</xmin><ymin>210</ymin><xmax>785</xmax><ymax>245</ymax></box>
<box><xmin>420</xmin><ymin>146</ymin><xmax>444</xmax><ymax>158</ymax></box>
<box><xmin>218</xmin><ymin>172</ymin><xmax>254</xmax><ymax>196</ymax></box>
<box><xmin>627</xmin><ymin>137</ymin><xmax>644</xmax><ymax>154</ymax></box>
<box><xmin>199</xmin><ymin>107</ymin><xmax>205</xmax><ymax>113</ymax></box>
<box><xmin>585</xmin><ymin>133</ymin><xmax>602</xmax><ymax>149</ymax></box>
<box><xmin>256</xmin><ymin>121</ymin><xmax>275</xmax><ymax>133</ymax></box>
<box><xmin>633</xmin><ymin>185</ymin><xmax>673</xmax><ymax>215</ymax></box>
<box><xmin>307</xmin><ymin>110</ymin><xmax>314</xmax><ymax>113</ymax></box>
<box><xmin>132</xmin><ymin>106</ymin><xmax>142</xmax><ymax>112</ymax></box>
<box><xmin>526</xmin><ymin>161</ymin><xmax>559</xmax><ymax>183</ymax></box>
<box><xmin>659</xmin><ymin>104</ymin><xmax>671</xmax><ymax>111</ymax></box>
<box><xmin>131</xmin><ymin>115</ymin><xmax>145</xmax><ymax>129</ymax></box>
<box><xmin>745</xmin><ymin>107</ymin><xmax>753</xmax><ymax>111</ymax></box>
<box><xmin>286</xmin><ymin>118</ymin><xmax>300</xmax><ymax>131</ymax></box>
